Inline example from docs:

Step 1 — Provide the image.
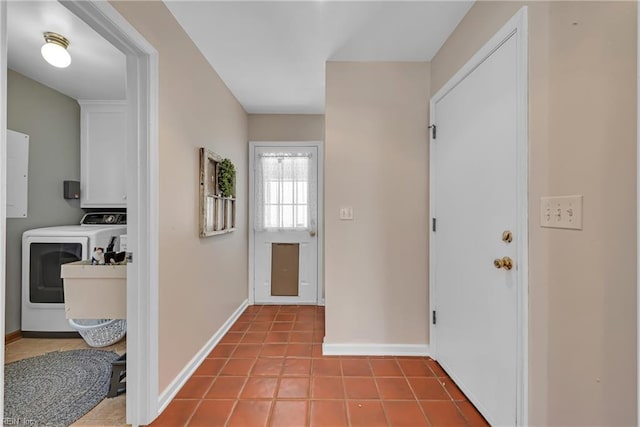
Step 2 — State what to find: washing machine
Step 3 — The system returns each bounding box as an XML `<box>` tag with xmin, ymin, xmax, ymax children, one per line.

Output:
<box><xmin>21</xmin><ymin>212</ymin><xmax>127</xmax><ymax>335</ymax></box>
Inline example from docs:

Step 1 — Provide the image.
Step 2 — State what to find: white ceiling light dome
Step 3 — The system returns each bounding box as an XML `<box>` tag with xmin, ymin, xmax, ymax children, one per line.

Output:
<box><xmin>41</xmin><ymin>32</ymin><xmax>71</xmax><ymax>68</ymax></box>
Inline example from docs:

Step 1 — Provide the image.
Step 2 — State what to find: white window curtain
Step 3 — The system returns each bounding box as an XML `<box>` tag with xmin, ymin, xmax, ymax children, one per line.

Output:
<box><xmin>255</xmin><ymin>152</ymin><xmax>316</xmax><ymax>231</ymax></box>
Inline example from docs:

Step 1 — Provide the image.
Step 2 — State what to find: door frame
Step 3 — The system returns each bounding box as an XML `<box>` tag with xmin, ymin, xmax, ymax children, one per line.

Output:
<box><xmin>0</xmin><ymin>1</ymin><xmax>160</xmax><ymax>425</ymax></box>
<box><xmin>0</xmin><ymin>3</ymin><xmax>7</xmax><ymax>417</ymax></box>
<box><xmin>248</xmin><ymin>141</ymin><xmax>324</xmax><ymax>305</ymax></box>
<box><xmin>637</xmin><ymin>1</ymin><xmax>640</xmax><ymax>421</ymax></box>
<box><xmin>428</xmin><ymin>7</ymin><xmax>528</xmax><ymax>425</ymax></box>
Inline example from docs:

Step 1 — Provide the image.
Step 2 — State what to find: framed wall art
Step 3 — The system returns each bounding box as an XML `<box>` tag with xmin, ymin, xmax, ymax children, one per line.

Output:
<box><xmin>199</xmin><ymin>147</ymin><xmax>236</xmax><ymax>237</ymax></box>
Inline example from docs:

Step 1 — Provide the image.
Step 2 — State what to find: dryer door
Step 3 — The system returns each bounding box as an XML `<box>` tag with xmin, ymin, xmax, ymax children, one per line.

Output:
<box><xmin>23</xmin><ymin>236</ymin><xmax>88</xmax><ymax>305</ymax></box>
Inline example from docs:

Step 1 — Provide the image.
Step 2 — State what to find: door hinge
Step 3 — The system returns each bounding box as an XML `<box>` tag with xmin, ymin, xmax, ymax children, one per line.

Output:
<box><xmin>126</xmin><ymin>252</ymin><xmax>134</xmax><ymax>263</ymax></box>
<box><xmin>432</xmin><ymin>218</ymin><xmax>436</xmax><ymax>232</ymax></box>
<box><xmin>432</xmin><ymin>310</ymin><xmax>437</xmax><ymax>325</ymax></box>
<box><xmin>428</xmin><ymin>124</ymin><xmax>437</xmax><ymax>140</ymax></box>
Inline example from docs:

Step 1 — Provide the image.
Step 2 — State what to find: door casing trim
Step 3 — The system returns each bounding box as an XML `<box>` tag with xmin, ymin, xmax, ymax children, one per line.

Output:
<box><xmin>0</xmin><ymin>2</ymin><xmax>160</xmax><ymax>425</ymax></box>
<box><xmin>58</xmin><ymin>2</ymin><xmax>160</xmax><ymax>424</ymax></box>
<box><xmin>636</xmin><ymin>0</ymin><xmax>640</xmax><ymax>421</ymax></box>
<box><xmin>428</xmin><ymin>7</ymin><xmax>529</xmax><ymax>426</ymax></box>
<box><xmin>0</xmin><ymin>3</ymin><xmax>7</xmax><ymax>416</ymax></box>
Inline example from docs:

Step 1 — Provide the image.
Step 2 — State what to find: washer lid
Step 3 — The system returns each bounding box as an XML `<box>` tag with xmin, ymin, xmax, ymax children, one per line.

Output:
<box><xmin>23</xmin><ymin>225</ymin><xmax>127</xmax><ymax>237</ymax></box>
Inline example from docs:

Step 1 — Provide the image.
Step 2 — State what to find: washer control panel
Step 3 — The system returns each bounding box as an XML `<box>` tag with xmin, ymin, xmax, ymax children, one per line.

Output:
<box><xmin>81</xmin><ymin>212</ymin><xmax>127</xmax><ymax>225</ymax></box>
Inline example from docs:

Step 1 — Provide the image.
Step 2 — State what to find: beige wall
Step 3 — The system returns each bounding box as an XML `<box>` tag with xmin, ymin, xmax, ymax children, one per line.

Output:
<box><xmin>431</xmin><ymin>2</ymin><xmax>637</xmax><ymax>424</ymax></box>
<box><xmin>248</xmin><ymin>114</ymin><xmax>324</xmax><ymax>141</ymax></box>
<box><xmin>5</xmin><ymin>70</ymin><xmax>84</xmax><ymax>334</ymax></box>
<box><xmin>108</xmin><ymin>2</ymin><xmax>637</xmax><ymax>423</ymax></box>
<box><xmin>324</xmin><ymin>62</ymin><xmax>430</xmax><ymax>345</ymax></box>
<box><xmin>111</xmin><ymin>1</ymin><xmax>249</xmax><ymax>393</ymax></box>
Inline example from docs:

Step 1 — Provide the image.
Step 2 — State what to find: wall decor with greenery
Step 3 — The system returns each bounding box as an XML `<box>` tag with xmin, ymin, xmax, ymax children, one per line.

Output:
<box><xmin>217</xmin><ymin>158</ymin><xmax>236</xmax><ymax>198</ymax></box>
<box><xmin>199</xmin><ymin>148</ymin><xmax>236</xmax><ymax>237</ymax></box>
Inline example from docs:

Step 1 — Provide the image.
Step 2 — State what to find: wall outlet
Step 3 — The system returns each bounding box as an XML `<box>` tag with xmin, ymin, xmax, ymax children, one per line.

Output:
<box><xmin>540</xmin><ymin>195</ymin><xmax>583</xmax><ymax>230</ymax></box>
<box><xmin>339</xmin><ymin>207</ymin><xmax>354</xmax><ymax>220</ymax></box>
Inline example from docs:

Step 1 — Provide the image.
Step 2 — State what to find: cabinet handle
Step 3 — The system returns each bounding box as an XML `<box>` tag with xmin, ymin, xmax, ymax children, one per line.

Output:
<box><xmin>122</xmin><ymin>195</ymin><xmax>127</xmax><ymax>200</ymax></box>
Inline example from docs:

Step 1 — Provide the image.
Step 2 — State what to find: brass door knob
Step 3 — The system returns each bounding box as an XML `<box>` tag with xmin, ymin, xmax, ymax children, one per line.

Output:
<box><xmin>309</xmin><ymin>230</ymin><xmax>316</xmax><ymax>237</ymax></box>
<box><xmin>494</xmin><ymin>256</ymin><xmax>514</xmax><ymax>270</ymax></box>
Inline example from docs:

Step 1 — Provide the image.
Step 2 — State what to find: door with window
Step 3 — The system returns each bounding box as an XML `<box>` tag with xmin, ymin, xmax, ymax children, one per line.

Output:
<box><xmin>253</xmin><ymin>145</ymin><xmax>318</xmax><ymax>304</ymax></box>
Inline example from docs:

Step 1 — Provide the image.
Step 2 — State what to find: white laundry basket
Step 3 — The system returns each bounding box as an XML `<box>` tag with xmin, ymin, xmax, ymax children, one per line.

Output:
<box><xmin>68</xmin><ymin>319</ymin><xmax>127</xmax><ymax>347</ymax></box>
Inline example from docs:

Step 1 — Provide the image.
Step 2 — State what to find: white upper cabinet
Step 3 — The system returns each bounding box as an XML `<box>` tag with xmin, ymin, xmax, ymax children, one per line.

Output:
<box><xmin>79</xmin><ymin>101</ymin><xmax>127</xmax><ymax>208</ymax></box>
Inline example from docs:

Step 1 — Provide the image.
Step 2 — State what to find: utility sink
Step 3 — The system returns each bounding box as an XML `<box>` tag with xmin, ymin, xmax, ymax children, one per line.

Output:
<box><xmin>61</xmin><ymin>260</ymin><xmax>126</xmax><ymax>319</ymax></box>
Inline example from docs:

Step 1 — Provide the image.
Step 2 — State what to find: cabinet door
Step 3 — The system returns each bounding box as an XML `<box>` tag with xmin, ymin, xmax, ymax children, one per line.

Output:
<box><xmin>80</xmin><ymin>102</ymin><xmax>127</xmax><ymax>208</ymax></box>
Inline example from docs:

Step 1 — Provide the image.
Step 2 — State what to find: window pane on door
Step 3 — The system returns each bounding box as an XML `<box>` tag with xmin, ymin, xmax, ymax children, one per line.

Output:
<box><xmin>296</xmin><ymin>182</ymin><xmax>308</xmax><ymax>204</ymax></box>
<box><xmin>258</xmin><ymin>154</ymin><xmax>311</xmax><ymax>230</ymax></box>
<box><xmin>282</xmin><ymin>181</ymin><xmax>294</xmax><ymax>204</ymax></box>
<box><xmin>265</xmin><ymin>205</ymin><xmax>279</xmax><ymax>229</ymax></box>
<box><xmin>281</xmin><ymin>205</ymin><xmax>294</xmax><ymax>228</ymax></box>
<box><xmin>296</xmin><ymin>205</ymin><xmax>308</xmax><ymax>227</ymax></box>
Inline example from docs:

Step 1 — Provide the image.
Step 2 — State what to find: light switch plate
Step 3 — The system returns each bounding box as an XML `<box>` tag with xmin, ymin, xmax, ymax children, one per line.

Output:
<box><xmin>540</xmin><ymin>195</ymin><xmax>583</xmax><ymax>230</ymax></box>
<box><xmin>339</xmin><ymin>207</ymin><xmax>354</xmax><ymax>220</ymax></box>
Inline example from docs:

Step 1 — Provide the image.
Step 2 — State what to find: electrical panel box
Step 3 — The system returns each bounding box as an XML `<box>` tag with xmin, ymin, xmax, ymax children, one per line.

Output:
<box><xmin>7</xmin><ymin>129</ymin><xmax>29</xmax><ymax>218</ymax></box>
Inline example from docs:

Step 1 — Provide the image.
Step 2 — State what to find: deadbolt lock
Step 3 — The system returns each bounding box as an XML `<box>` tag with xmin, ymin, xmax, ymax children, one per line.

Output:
<box><xmin>493</xmin><ymin>256</ymin><xmax>514</xmax><ymax>271</ymax></box>
<box><xmin>502</xmin><ymin>230</ymin><xmax>513</xmax><ymax>243</ymax></box>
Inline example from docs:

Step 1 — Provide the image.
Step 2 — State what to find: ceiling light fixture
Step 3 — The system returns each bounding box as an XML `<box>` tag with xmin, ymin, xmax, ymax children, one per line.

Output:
<box><xmin>41</xmin><ymin>32</ymin><xmax>71</xmax><ymax>68</ymax></box>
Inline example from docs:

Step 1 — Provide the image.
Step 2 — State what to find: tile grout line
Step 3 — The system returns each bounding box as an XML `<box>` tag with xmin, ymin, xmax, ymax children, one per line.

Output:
<box><xmin>405</xmin><ymin>358</ymin><xmax>438</xmax><ymax>427</ymax></box>
<box><xmin>305</xmin><ymin>335</ymin><xmax>314</xmax><ymax>427</ymax></box>
<box><xmin>368</xmin><ymin>359</ymin><xmax>393</xmax><ymax>427</ymax></box>
<box><xmin>222</xmin><ymin>390</ymin><xmax>240</xmax><ymax>427</ymax></box>
<box><xmin>183</xmin><ymin>398</ymin><xmax>204</xmax><ymax>427</ymax></box>
<box><xmin>406</xmin><ymin>372</ymin><xmax>435</xmax><ymax>427</ymax></box>
<box><xmin>436</xmin><ymin>363</ymin><xmax>474</xmax><ymax>426</ymax></box>
<box><xmin>339</xmin><ymin>357</ymin><xmax>350</xmax><ymax>426</ymax></box>
<box><xmin>455</xmin><ymin>400</ymin><xmax>478</xmax><ymax>427</ymax></box>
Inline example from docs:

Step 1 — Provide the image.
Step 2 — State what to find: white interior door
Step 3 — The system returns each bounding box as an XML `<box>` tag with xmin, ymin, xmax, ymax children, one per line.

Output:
<box><xmin>253</xmin><ymin>145</ymin><xmax>318</xmax><ymax>304</ymax></box>
<box><xmin>430</xmin><ymin>11</ymin><xmax>527</xmax><ymax>426</ymax></box>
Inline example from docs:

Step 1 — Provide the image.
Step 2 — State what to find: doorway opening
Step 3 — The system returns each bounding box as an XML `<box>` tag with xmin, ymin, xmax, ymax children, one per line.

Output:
<box><xmin>0</xmin><ymin>1</ymin><xmax>159</xmax><ymax>425</ymax></box>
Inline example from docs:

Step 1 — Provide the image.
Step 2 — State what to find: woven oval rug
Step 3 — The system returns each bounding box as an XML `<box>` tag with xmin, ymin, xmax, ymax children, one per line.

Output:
<box><xmin>4</xmin><ymin>349</ymin><xmax>119</xmax><ymax>427</ymax></box>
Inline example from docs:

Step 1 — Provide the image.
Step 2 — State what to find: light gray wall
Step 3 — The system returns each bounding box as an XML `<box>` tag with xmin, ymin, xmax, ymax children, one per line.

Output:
<box><xmin>6</xmin><ymin>69</ymin><xmax>84</xmax><ymax>334</ymax></box>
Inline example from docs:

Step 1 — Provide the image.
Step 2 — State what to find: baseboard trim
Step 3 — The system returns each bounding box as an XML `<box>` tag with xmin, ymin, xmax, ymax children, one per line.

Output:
<box><xmin>21</xmin><ymin>331</ymin><xmax>80</xmax><ymax>339</ymax></box>
<box><xmin>322</xmin><ymin>342</ymin><xmax>430</xmax><ymax>357</ymax></box>
<box><xmin>157</xmin><ymin>299</ymin><xmax>249</xmax><ymax>412</ymax></box>
<box><xmin>5</xmin><ymin>330</ymin><xmax>22</xmax><ymax>344</ymax></box>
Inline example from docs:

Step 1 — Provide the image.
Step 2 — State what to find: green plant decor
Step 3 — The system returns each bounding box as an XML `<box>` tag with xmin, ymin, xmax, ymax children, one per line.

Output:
<box><xmin>218</xmin><ymin>158</ymin><xmax>236</xmax><ymax>197</ymax></box>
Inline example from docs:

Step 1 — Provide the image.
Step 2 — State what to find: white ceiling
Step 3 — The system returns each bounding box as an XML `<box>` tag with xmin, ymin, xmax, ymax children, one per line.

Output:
<box><xmin>7</xmin><ymin>1</ymin><xmax>126</xmax><ymax>101</ymax></box>
<box><xmin>6</xmin><ymin>1</ymin><xmax>472</xmax><ymax>111</ymax></box>
<box><xmin>165</xmin><ymin>1</ymin><xmax>474</xmax><ymax>114</ymax></box>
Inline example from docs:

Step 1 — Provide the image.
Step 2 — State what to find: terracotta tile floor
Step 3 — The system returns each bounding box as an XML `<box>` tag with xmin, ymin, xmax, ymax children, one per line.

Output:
<box><xmin>5</xmin><ymin>336</ymin><xmax>127</xmax><ymax>426</ymax></box>
<box><xmin>151</xmin><ymin>305</ymin><xmax>489</xmax><ymax>427</ymax></box>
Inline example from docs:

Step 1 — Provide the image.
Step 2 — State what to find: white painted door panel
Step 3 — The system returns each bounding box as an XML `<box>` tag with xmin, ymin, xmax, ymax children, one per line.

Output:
<box><xmin>254</xmin><ymin>146</ymin><xmax>318</xmax><ymax>304</ymax></box>
<box><xmin>432</xmin><ymin>35</ymin><xmax>519</xmax><ymax>425</ymax></box>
